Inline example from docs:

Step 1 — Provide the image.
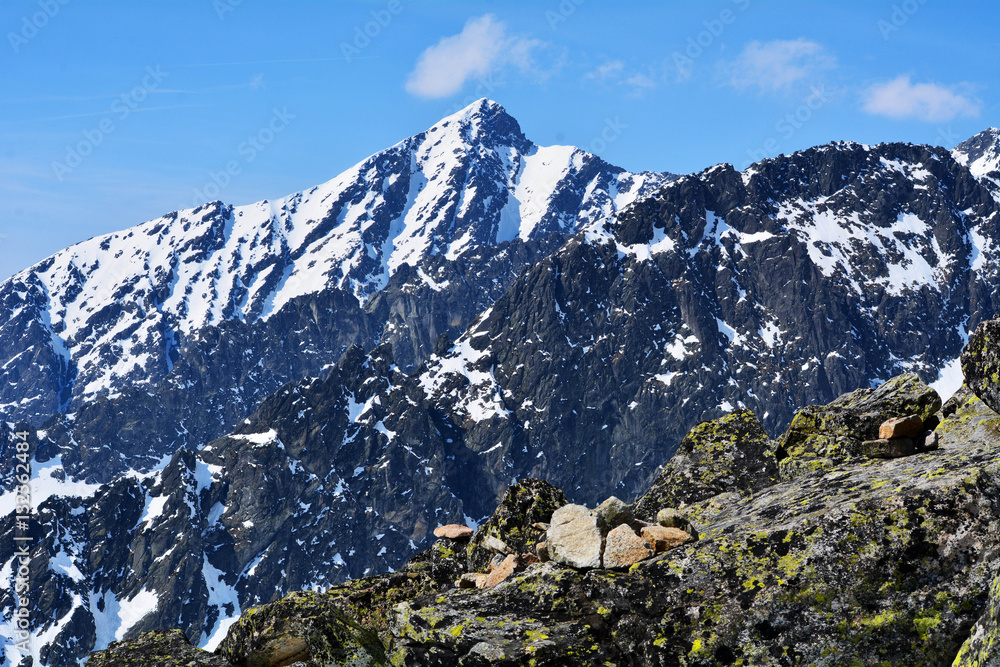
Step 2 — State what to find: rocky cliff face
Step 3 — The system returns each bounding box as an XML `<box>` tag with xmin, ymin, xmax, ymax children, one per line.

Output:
<box><xmin>407</xmin><ymin>139</ymin><xmax>1000</xmax><ymax>508</ymax></box>
<box><xmin>83</xmin><ymin>344</ymin><xmax>1000</xmax><ymax>666</ymax></box>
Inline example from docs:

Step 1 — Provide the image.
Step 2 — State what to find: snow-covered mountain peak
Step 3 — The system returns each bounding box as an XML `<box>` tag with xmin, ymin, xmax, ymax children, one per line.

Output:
<box><xmin>0</xmin><ymin>103</ymin><xmax>673</xmax><ymax>413</ymax></box>
<box><xmin>428</xmin><ymin>98</ymin><xmax>528</xmax><ymax>148</ymax></box>
<box><xmin>954</xmin><ymin>127</ymin><xmax>1000</xmax><ymax>179</ymax></box>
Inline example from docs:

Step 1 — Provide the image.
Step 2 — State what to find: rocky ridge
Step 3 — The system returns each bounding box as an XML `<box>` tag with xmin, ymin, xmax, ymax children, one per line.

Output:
<box><xmin>83</xmin><ymin>318</ymin><xmax>1000</xmax><ymax>666</ymax></box>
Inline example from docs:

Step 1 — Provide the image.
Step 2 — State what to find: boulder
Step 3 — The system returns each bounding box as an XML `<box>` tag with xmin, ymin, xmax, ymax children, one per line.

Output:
<box><xmin>218</xmin><ymin>590</ymin><xmax>386</xmax><ymax>667</ymax></box>
<box><xmin>775</xmin><ymin>373</ymin><xmax>941</xmax><ymax>478</ymax></box>
<box><xmin>483</xmin><ymin>554</ymin><xmax>521</xmax><ymax>589</ymax></box>
<box><xmin>922</xmin><ymin>431</ymin><xmax>940</xmax><ymax>451</ymax></box>
<box><xmin>861</xmin><ymin>438</ymin><xmax>915</xmax><ymax>459</ymax></box>
<box><xmin>433</xmin><ymin>524</ymin><xmax>473</xmax><ymax>540</ymax></box>
<box><xmin>633</xmin><ymin>409</ymin><xmax>778</xmax><ymax>519</ymax></box>
<box><xmin>640</xmin><ymin>525</ymin><xmax>693</xmax><ymax>553</ymax></box>
<box><xmin>602</xmin><ymin>524</ymin><xmax>652</xmax><ymax>569</ymax></box>
<box><xmin>595</xmin><ymin>496</ymin><xmax>633</xmax><ymax>532</ymax></box>
<box><xmin>878</xmin><ymin>415</ymin><xmax>924</xmax><ymax>439</ymax></box>
<box><xmin>482</xmin><ymin>535</ymin><xmax>511</xmax><ymax>554</ymax></box>
<box><xmin>962</xmin><ymin>317</ymin><xmax>1000</xmax><ymax>413</ymax></box>
<box><xmin>550</xmin><ymin>503</ymin><xmax>593</xmax><ymax>527</ymax></box>
<box><xmin>466</xmin><ymin>478</ymin><xmax>566</xmax><ymax>571</ymax></box>
<box><xmin>655</xmin><ymin>508</ymin><xmax>698</xmax><ymax>538</ymax></box>
<box><xmin>546</xmin><ymin>511</ymin><xmax>604</xmax><ymax>570</ymax></box>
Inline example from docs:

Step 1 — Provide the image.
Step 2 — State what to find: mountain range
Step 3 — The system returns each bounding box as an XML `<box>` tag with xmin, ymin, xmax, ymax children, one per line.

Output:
<box><xmin>1</xmin><ymin>101</ymin><xmax>999</xmax><ymax>666</ymax></box>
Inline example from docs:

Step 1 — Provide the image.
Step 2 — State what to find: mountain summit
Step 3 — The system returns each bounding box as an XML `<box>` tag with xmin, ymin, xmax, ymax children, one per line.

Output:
<box><xmin>953</xmin><ymin>127</ymin><xmax>1000</xmax><ymax>180</ymax></box>
<box><xmin>0</xmin><ymin>99</ymin><xmax>671</xmax><ymax>449</ymax></box>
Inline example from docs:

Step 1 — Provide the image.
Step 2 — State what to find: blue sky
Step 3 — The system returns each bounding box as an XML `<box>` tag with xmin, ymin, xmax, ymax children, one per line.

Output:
<box><xmin>1</xmin><ymin>0</ymin><xmax>997</xmax><ymax>280</ymax></box>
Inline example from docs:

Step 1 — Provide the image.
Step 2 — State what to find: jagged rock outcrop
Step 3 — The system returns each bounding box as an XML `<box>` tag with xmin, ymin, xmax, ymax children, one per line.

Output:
<box><xmin>774</xmin><ymin>373</ymin><xmax>942</xmax><ymax>478</ymax></box>
<box><xmin>963</xmin><ymin>317</ymin><xmax>1000</xmax><ymax>414</ymax></box>
<box><xmin>464</xmin><ymin>479</ymin><xmax>566</xmax><ymax>572</ymax></box>
<box><xmin>218</xmin><ymin>591</ymin><xmax>386</xmax><ymax>666</ymax></box>
<box><xmin>632</xmin><ymin>409</ymin><xmax>778</xmax><ymax>518</ymax></box>
<box><xmin>411</xmin><ymin>138</ymin><xmax>1000</xmax><ymax>511</ymax></box>
<box><xmin>85</xmin><ymin>630</ymin><xmax>227</xmax><ymax>667</ymax></box>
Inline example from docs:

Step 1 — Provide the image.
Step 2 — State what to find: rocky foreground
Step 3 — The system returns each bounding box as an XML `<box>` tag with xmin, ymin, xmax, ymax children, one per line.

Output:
<box><xmin>85</xmin><ymin>321</ymin><xmax>1000</xmax><ymax>666</ymax></box>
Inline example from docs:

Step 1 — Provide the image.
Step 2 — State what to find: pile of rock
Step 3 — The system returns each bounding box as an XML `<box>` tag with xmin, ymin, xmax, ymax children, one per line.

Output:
<box><xmin>861</xmin><ymin>414</ymin><xmax>939</xmax><ymax>459</ymax></box>
<box><xmin>434</xmin><ymin>523</ymin><xmax>540</xmax><ymax>590</ymax></box>
<box><xmin>541</xmin><ymin>497</ymin><xmax>697</xmax><ymax>570</ymax></box>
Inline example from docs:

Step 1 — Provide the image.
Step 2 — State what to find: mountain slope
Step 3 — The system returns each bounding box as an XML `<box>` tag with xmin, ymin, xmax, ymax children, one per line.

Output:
<box><xmin>0</xmin><ymin>99</ymin><xmax>670</xmax><ymax>483</ymax></box>
<box><xmin>408</xmin><ymin>139</ymin><xmax>1000</xmax><ymax>505</ymax></box>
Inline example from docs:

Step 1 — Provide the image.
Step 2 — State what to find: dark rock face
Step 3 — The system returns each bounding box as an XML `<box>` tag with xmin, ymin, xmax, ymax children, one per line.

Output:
<box><xmin>633</xmin><ymin>409</ymin><xmax>778</xmax><ymax>519</ymax></box>
<box><xmin>963</xmin><ymin>317</ymin><xmax>1000</xmax><ymax>413</ymax></box>
<box><xmin>411</xmin><ymin>140</ymin><xmax>1000</xmax><ymax>509</ymax></box>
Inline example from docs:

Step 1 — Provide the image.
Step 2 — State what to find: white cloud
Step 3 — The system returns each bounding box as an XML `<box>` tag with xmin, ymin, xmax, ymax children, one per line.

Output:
<box><xmin>586</xmin><ymin>60</ymin><xmax>625</xmax><ymax>80</ymax></box>
<box><xmin>585</xmin><ymin>60</ymin><xmax>658</xmax><ymax>95</ymax></box>
<box><xmin>725</xmin><ymin>39</ymin><xmax>835</xmax><ymax>92</ymax></box>
<box><xmin>624</xmin><ymin>72</ymin><xmax>657</xmax><ymax>90</ymax></box>
<box><xmin>405</xmin><ymin>15</ymin><xmax>541</xmax><ymax>99</ymax></box>
<box><xmin>862</xmin><ymin>76</ymin><xmax>981</xmax><ymax>122</ymax></box>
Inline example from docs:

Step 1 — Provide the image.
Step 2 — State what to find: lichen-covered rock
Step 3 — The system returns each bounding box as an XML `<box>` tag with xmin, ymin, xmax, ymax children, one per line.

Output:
<box><xmin>218</xmin><ymin>591</ymin><xmax>387</xmax><ymax>667</ymax></box>
<box><xmin>380</xmin><ymin>390</ymin><xmax>1000</xmax><ymax>666</ymax></box>
<box><xmin>640</xmin><ymin>525</ymin><xmax>693</xmax><ymax>553</ymax></box>
<box><xmin>954</xmin><ymin>566</ymin><xmax>1000</xmax><ymax>667</ymax></box>
<box><xmin>466</xmin><ymin>478</ymin><xmax>566</xmax><ymax>571</ymax></box>
<box><xmin>633</xmin><ymin>409</ymin><xmax>778</xmax><ymax>519</ymax></box>
<box><xmin>482</xmin><ymin>554</ymin><xmax>522</xmax><ymax>589</ymax></box>
<box><xmin>655</xmin><ymin>507</ymin><xmax>699</xmax><ymax>538</ymax></box>
<box><xmin>776</xmin><ymin>373</ymin><xmax>942</xmax><ymax>478</ymax></box>
<box><xmin>861</xmin><ymin>437</ymin><xmax>916</xmax><ymax>458</ymax></box>
<box><xmin>963</xmin><ymin>317</ymin><xmax>1000</xmax><ymax>414</ymax></box>
<box><xmin>85</xmin><ymin>629</ymin><xmax>228</xmax><ymax>666</ymax></box>
<box><xmin>879</xmin><ymin>414</ymin><xmax>925</xmax><ymax>439</ymax></box>
<box><xmin>594</xmin><ymin>496</ymin><xmax>633</xmax><ymax>532</ymax></box>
